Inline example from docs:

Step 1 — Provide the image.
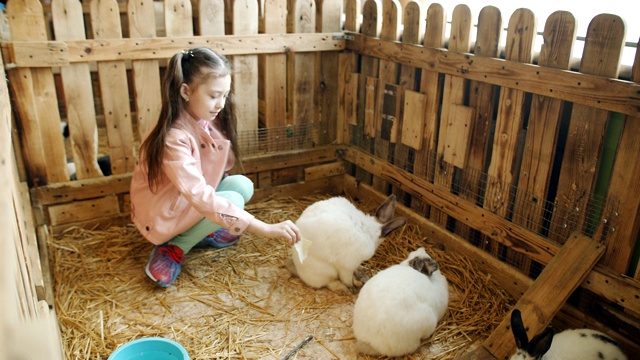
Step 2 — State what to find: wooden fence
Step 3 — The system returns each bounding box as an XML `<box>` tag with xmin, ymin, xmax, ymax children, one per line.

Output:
<box><xmin>2</xmin><ymin>0</ymin><xmax>639</xmax><ymax>358</ymax></box>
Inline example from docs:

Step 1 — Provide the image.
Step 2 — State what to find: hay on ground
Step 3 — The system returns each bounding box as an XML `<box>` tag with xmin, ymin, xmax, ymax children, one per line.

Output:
<box><xmin>49</xmin><ymin>194</ymin><xmax>515</xmax><ymax>359</ymax></box>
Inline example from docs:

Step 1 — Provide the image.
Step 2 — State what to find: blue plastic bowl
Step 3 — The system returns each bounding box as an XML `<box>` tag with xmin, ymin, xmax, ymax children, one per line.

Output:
<box><xmin>108</xmin><ymin>337</ymin><xmax>190</xmax><ymax>360</ymax></box>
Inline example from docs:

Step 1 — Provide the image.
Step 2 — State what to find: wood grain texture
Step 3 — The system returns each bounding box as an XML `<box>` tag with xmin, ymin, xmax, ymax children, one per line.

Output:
<box><xmin>232</xmin><ymin>0</ymin><xmax>259</xmax><ymax>133</ymax></box>
<box><xmin>53</xmin><ymin>0</ymin><xmax>102</xmax><ymax>180</ymax></box>
<box><xmin>128</xmin><ymin>0</ymin><xmax>162</xmax><ymax>139</ymax></box>
<box><xmin>549</xmin><ymin>14</ymin><xmax>625</xmax><ymax>243</ymax></box>
<box><xmin>7</xmin><ymin>0</ymin><xmax>68</xmax><ymax>184</ymax></box>
<box><xmin>261</xmin><ymin>0</ymin><xmax>287</xmax><ymax>129</ymax></box>
<box><xmin>91</xmin><ymin>0</ymin><xmax>135</xmax><ymax>175</ymax></box>
<box><xmin>410</xmin><ymin>2</ymin><xmax>446</xmax><ymax>214</ymax></box>
<box><xmin>483</xmin><ymin>233</ymin><xmax>605</xmax><ymax>359</ymax></box>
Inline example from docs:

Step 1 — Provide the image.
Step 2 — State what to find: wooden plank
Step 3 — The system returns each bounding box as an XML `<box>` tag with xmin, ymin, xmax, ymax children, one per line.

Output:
<box><xmin>411</xmin><ymin>3</ymin><xmax>446</xmax><ymax>213</ymax></box>
<box><xmin>482</xmin><ymin>232</ymin><xmax>605</xmax><ymax>359</ymax></box>
<box><xmin>484</xmin><ymin>8</ymin><xmax>536</xmax><ymax>219</ymax></box>
<box><xmin>91</xmin><ymin>0</ymin><xmax>135</xmax><ymax>175</ymax></box>
<box><xmin>605</xmin><ymin>39</ymin><xmax>640</xmax><ymax>276</ymax></box>
<box><xmin>198</xmin><ymin>0</ymin><xmax>225</xmax><ymax>36</ymax></box>
<box><xmin>7</xmin><ymin>0</ymin><xmax>68</xmax><ymax>184</ymax></box>
<box><xmin>364</xmin><ymin>77</ymin><xmax>378</xmax><ymax>137</ymax></box>
<box><xmin>401</xmin><ymin>90</ymin><xmax>427</xmax><ymax>150</ymax></box>
<box><xmin>304</xmin><ymin>162</ymin><xmax>345</xmax><ymax>181</ymax></box>
<box><xmin>371</xmin><ymin>0</ymin><xmax>401</xmax><ymax>193</ymax></box>
<box><xmin>232</xmin><ymin>0</ymin><xmax>259</xmax><ymax>133</ymax></box>
<box><xmin>164</xmin><ymin>0</ymin><xmax>193</xmax><ymax>36</ymax></box>
<box><xmin>459</xmin><ymin>5</ymin><xmax>501</xmax><ymax>201</ymax></box>
<box><xmin>337</xmin><ymin>52</ymin><xmax>358</xmax><ymax>144</ymax></box>
<box><xmin>5</xmin><ymin>33</ymin><xmax>345</xmax><ymax>66</ymax></box>
<box><xmin>442</xmin><ymin>104</ymin><xmax>475</xmax><ymax>168</ymax></box>
<box><xmin>318</xmin><ymin>0</ymin><xmax>343</xmax><ymax>143</ymax></box>
<box><xmin>128</xmin><ymin>0</ymin><xmax>162</xmax><ymax>139</ymax></box>
<box><xmin>549</xmin><ymin>14</ymin><xmax>626</xmax><ymax>243</ymax></box>
<box><xmin>344</xmin><ymin>35</ymin><xmax>640</xmax><ymax>117</ymax></box>
<box><xmin>261</xmin><ymin>0</ymin><xmax>288</xmax><ymax>129</ymax></box>
<box><xmin>287</xmin><ymin>0</ymin><xmax>315</xmax><ymax>134</ymax></box>
<box><xmin>34</xmin><ymin>147</ymin><xmax>339</xmax><ymax>205</ymax></box>
<box><xmin>453</xmin><ymin>5</ymin><xmax>502</xmax><ymax>242</ymax></box>
<box><xmin>52</xmin><ymin>0</ymin><xmax>102</xmax><ymax>180</ymax></box>
<box><xmin>431</xmin><ymin>4</ymin><xmax>472</xmax><ymax>227</ymax></box>
<box><xmin>344</xmin><ymin>0</ymin><xmax>361</xmax><ymax>32</ymax></box>
<box><xmin>48</xmin><ymin>196</ymin><xmax>121</xmax><ymax>226</ymax></box>
<box><xmin>354</xmin><ymin>0</ymin><xmax>381</xmax><ymax>185</ymax></box>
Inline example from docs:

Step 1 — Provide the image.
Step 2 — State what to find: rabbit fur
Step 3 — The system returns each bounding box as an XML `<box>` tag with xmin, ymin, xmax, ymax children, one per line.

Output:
<box><xmin>286</xmin><ymin>195</ymin><xmax>406</xmax><ymax>294</ymax></box>
<box><xmin>352</xmin><ymin>247</ymin><xmax>449</xmax><ymax>357</ymax></box>
<box><xmin>509</xmin><ymin>309</ymin><xmax>627</xmax><ymax>360</ymax></box>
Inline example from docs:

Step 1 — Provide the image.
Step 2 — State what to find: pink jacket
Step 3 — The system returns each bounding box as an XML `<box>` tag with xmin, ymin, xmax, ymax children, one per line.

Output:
<box><xmin>130</xmin><ymin>114</ymin><xmax>254</xmax><ymax>245</ymax></box>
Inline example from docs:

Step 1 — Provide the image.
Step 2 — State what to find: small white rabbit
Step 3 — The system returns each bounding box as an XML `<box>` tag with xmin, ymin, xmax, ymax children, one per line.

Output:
<box><xmin>286</xmin><ymin>194</ymin><xmax>406</xmax><ymax>293</ymax></box>
<box><xmin>509</xmin><ymin>309</ymin><xmax>627</xmax><ymax>360</ymax></box>
<box><xmin>352</xmin><ymin>247</ymin><xmax>449</xmax><ymax>357</ymax></box>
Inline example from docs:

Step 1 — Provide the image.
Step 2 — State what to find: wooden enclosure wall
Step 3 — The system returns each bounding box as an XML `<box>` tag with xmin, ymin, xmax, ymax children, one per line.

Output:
<box><xmin>2</xmin><ymin>0</ymin><xmax>640</xmax><ymax>358</ymax></box>
<box><xmin>338</xmin><ymin>0</ymin><xmax>640</xmax><ymax>357</ymax></box>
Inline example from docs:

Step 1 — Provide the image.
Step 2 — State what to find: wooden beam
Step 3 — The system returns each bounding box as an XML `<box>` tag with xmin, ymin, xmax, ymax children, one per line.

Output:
<box><xmin>482</xmin><ymin>232</ymin><xmax>605</xmax><ymax>359</ymax></box>
<box><xmin>2</xmin><ymin>33</ymin><xmax>345</xmax><ymax>67</ymax></box>
<box><xmin>344</xmin><ymin>33</ymin><xmax>640</xmax><ymax>117</ymax></box>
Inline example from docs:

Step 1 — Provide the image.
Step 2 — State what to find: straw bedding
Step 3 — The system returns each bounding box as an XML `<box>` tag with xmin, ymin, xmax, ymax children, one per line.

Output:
<box><xmin>49</xmin><ymin>194</ymin><xmax>515</xmax><ymax>359</ymax></box>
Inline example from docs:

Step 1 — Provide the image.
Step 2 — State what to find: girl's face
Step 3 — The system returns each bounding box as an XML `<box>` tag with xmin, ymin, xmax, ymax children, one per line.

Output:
<box><xmin>181</xmin><ymin>74</ymin><xmax>231</xmax><ymax>121</ymax></box>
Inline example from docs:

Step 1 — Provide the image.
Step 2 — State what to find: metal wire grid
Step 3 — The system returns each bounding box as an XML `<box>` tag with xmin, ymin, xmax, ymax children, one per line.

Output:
<box><xmin>237</xmin><ymin>123</ymin><xmax>330</xmax><ymax>157</ymax></box>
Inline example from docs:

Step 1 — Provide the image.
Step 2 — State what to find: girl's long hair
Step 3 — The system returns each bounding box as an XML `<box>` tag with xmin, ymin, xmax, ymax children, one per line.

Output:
<box><xmin>140</xmin><ymin>47</ymin><xmax>241</xmax><ymax>192</ymax></box>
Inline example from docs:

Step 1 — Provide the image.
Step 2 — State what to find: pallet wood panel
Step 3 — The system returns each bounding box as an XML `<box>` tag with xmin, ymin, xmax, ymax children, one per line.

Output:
<box><xmin>604</xmin><ymin>40</ymin><xmax>640</xmax><ymax>275</ymax></box>
<box><xmin>7</xmin><ymin>0</ymin><xmax>68</xmax><ymax>185</ymax></box>
<box><xmin>48</xmin><ymin>195</ymin><xmax>121</xmax><ymax>226</ymax></box>
<box><xmin>513</xmin><ymin>11</ymin><xmax>576</xmax><ymax>235</ymax></box>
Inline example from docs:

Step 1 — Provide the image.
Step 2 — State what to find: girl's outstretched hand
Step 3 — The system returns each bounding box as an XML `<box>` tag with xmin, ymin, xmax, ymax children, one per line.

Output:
<box><xmin>248</xmin><ymin>218</ymin><xmax>301</xmax><ymax>246</ymax></box>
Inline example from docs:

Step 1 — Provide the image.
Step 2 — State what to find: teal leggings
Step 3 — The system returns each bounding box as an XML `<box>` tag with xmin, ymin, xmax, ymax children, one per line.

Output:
<box><xmin>169</xmin><ymin>175</ymin><xmax>254</xmax><ymax>253</ymax></box>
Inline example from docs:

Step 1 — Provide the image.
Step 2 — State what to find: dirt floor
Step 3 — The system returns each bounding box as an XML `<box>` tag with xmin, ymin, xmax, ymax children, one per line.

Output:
<box><xmin>49</xmin><ymin>194</ymin><xmax>514</xmax><ymax>359</ymax></box>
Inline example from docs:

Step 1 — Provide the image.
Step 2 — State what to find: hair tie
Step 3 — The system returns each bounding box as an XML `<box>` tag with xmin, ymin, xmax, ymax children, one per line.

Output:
<box><xmin>181</xmin><ymin>49</ymin><xmax>194</xmax><ymax>61</ymax></box>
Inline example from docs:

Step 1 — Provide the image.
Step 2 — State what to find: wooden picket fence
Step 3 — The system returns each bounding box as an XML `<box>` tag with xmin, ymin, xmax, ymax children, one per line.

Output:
<box><xmin>2</xmin><ymin>0</ymin><xmax>639</xmax><ymax>358</ymax></box>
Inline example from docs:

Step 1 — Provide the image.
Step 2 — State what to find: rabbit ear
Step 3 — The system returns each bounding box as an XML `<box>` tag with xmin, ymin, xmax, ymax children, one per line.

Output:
<box><xmin>375</xmin><ymin>194</ymin><xmax>398</xmax><ymax>222</ymax></box>
<box><xmin>409</xmin><ymin>257</ymin><xmax>439</xmax><ymax>276</ymax></box>
<box><xmin>527</xmin><ymin>327</ymin><xmax>554</xmax><ymax>359</ymax></box>
<box><xmin>511</xmin><ymin>309</ymin><xmax>529</xmax><ymax>350</ymax></box>
<box><xmin>380</xmin><ymin>217</ymin><xmax>407</xmax><ymax>238</ymax></box>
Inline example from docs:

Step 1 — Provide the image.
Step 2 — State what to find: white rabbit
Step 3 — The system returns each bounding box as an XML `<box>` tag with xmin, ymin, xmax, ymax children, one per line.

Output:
<box><xmin>352</xmin><ymin>247</ymin><xmax>449</xmax><ymax>357</ymax></box>
<box><xmin>509</xmin><ymin>309</ymin><xmax>627</xmax><ymax>360</ymax></box>
<box><xmin>286</xmin><ymin>194</ymin><xmax>406</xmax><ymax>293</ymax></box>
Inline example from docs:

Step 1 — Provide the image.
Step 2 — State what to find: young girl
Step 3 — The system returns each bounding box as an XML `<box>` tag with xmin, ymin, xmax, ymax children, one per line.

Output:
<box><xmin>130</xmin><ymin>47</ymin><xmax>301</xmax><ymax>288</ymax></box>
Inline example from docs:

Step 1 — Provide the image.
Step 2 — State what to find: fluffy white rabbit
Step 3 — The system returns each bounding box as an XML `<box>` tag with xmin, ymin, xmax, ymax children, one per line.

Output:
<box><xmin>286</xmin><ymin>194</ymin><xmax>406</xmax><ymax>293</ymax></box>
<box><xmin>352</xmin><ymin>247</ymin><xmax>449</xmax><ymax>357</ymax></box>
<box><xmin>509</xmin><ymin>309</ymin><xmax>627</xmax><ymax>360</ymax></box>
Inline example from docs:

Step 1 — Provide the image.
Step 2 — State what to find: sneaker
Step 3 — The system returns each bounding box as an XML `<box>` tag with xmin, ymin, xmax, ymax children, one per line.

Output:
<box><xmin>195</xmin><ymin>228</ymin><xmax>240</xmax><ymax>249</ymax></box>
<box><xmin>145</xmin><ymin>243</ymin><xmax>184</xmax><ymax>288</ymax></box>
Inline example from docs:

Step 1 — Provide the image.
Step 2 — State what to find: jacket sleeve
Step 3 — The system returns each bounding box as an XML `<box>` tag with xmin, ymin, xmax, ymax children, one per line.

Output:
<box><xmin>161</xmin><ymin>130</ymin><xmax>254</xmax><ymax>235</ymax></box>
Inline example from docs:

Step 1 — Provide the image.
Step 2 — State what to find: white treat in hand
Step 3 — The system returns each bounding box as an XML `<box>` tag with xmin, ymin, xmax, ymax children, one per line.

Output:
<box><xmin>294</xmin><ymin>238</ymin><xmax>312</xmax><ymax>263</ymax></box>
